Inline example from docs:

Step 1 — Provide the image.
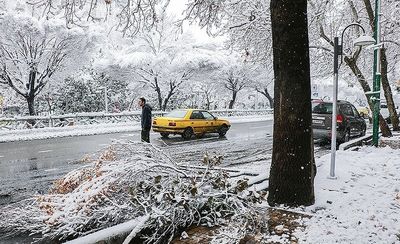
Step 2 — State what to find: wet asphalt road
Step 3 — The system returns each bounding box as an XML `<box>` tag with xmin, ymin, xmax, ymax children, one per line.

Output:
<box><xmin>0</xmin><ymin>120</ymin><xmax>279</xmax><ymax>205</ymax></box>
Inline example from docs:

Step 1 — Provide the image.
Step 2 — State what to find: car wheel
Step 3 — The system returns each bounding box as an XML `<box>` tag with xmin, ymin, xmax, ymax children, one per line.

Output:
<box><xmin>361</xmin><ymin>127</ymin><xmax>366</xmax><ymax>136</ymax></box>
<box><xmin>218</xmin><ymin>125</ymin><xmax>229</xmax><ymax>137</ymax></box>
<box><xmin>160</xmin><ymin>132</ymin><xmax>169</xmax><ymax>139</ymax></box>
<box><xmin>182</xmin><ymin>128</ymin><xmax>193</xmax><ymax>140</ymax></box>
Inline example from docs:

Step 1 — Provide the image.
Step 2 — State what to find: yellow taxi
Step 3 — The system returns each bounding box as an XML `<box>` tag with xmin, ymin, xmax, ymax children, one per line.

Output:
<box><xmin>152</xmin><ymin>109</ymin><xmax>231</xmax><ymax>139</ymax></box>
<box><xmin>357</xmin><ymin>106</ymin><xmax>370</xmax><ymax>119</ymax></box>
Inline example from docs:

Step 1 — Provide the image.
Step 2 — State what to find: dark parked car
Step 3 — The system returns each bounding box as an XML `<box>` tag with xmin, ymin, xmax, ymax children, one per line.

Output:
<box><xmin>312</xmin><ymin>100</ymin><xmax>366</xmax><ymax>143</ymax></box>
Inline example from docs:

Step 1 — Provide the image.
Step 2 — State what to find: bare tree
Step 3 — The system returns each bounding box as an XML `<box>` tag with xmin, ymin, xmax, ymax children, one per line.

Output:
<box><xmin>222</xmin><ymin>69</ymin><xmax>247</xmax><ymax>109</ymax></box>
<box><xmin>200</xmin><ymin>83</ymin><xmax>216</xmax><ymax>110</ymax></box>
<box><xmin>0</xmin><ymin>29</ymin><xmax>72</xmax><ymax>116</ymax></box>
<box><xmin>252</xmin><ymin>68</ymin><xmax>274</xmax><ymax>109</ymax></box>
<box><xmin>138</xmin><ymin>68</ymin><xmax>192</xmax><ymax>111</ymax></box>
<box><xmin>255</xmin><ymin>85</ymin><xmax>274</xmax><ymax>109</ymax></box>
<box><xmin>135</xmin><ymin>17</ymin><xmax>195</xmax><ymax>111</ymax></box>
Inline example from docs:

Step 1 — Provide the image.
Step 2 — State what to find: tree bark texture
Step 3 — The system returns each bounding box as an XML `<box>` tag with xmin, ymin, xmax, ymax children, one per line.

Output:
<box><xmin>380</xmin><ymin>48</ymin><xmax>400</xmax><ymax>130</ymax></box>
<box><xmin>268</xmin><ymin>0</ymin><xmax>315</xmax><ymax>206</ymax></box>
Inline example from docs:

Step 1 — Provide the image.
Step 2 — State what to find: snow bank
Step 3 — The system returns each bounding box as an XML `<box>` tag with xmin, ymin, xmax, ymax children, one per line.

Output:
<box><xmin>297</xmin><ymin>146</ymin><xmax>400</xmax><ymax>243</ymax></box>
<box><xmin>0</xmin><ymin>122</ymin><xmax>140</xmax><ymax>142</ymax></box>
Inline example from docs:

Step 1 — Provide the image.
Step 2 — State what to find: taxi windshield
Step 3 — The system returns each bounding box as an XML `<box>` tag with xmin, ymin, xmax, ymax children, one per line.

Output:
<box><xmin>165</xmin><ymin>110</ymin><xmax>187</xmax><ymax>118</ymax></box>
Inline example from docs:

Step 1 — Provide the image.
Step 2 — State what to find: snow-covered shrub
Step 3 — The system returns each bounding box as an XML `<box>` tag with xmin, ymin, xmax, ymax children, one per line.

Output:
<box><xmin>0</xmin><ymin>141</ymin><xmax>264</xmax><ymax>243</ymax></box>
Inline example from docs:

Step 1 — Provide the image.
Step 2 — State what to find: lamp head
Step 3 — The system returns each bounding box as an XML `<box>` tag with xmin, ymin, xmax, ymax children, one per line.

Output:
<box><xmin>353</xmin><ymin>35</ymin><xmax>375</xmax><ymax>47</ymax></box>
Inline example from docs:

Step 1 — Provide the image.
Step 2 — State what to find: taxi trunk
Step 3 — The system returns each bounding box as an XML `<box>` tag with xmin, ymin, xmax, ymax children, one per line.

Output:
<box><xmin>152</xmin><ymin>117</ymin><xmax>185</xmax><ymax>133</ymax></box>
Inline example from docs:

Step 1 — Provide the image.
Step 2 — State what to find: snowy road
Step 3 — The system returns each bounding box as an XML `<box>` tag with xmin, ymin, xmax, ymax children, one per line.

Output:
<box><xmin>0</xmin><ymin>120</ymin><xmax>329</xmax><ymax>205</ymax></box>
<box><xmin>0</xmin><ymin>120</ymin><xmax>272</xmax><ymax>205</ymax></box>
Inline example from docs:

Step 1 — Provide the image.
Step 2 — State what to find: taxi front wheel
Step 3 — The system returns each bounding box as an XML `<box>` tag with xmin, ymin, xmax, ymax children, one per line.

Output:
<box><xmin>218</xmin><ymin>125</ymin><xmax>228</xmax><ymax>137</ymax></box>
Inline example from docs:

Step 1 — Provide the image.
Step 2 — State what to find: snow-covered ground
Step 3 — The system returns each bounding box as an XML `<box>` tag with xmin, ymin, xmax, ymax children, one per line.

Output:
<box><xmin>296</xmin><ymin>146</ymin><xmax>400</xmax><ymax>243</ymax></box>
<box><xmin>0</xmin><ymin>115</ymin><xmax>272</xmax><ymax>143</ymax></box>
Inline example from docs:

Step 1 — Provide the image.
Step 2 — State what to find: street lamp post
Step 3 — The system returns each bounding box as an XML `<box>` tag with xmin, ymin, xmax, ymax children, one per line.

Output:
<box><xmin>329</xmin><ymin>23</ymin><xmax>375</xmax><ymax>179</ymax></box>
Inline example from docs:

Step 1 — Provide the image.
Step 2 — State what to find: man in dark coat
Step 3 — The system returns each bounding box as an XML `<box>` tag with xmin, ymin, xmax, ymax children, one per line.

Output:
<box><xmin>138</xmin><ymin>97</ymin><xmax>152</xmax><ymax>143</ymax></box>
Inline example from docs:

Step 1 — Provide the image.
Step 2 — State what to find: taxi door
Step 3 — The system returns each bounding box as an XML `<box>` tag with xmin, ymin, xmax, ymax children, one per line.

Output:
<box><xmin>189</xmin><ymin>111</ymin><xmax>206</xmax><ymax>134</ymax></box>
<box><xmin>201</xmin><ymin>111</ymin><xmax>217</xmax><ymax>133</ymax></box>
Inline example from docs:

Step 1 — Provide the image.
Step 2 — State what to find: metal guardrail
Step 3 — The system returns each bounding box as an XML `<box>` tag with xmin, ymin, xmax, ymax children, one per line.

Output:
<box><xmin>0</xmin><ymin>109</ymin><xmax>273</xmax><ymax>130</ymax></box>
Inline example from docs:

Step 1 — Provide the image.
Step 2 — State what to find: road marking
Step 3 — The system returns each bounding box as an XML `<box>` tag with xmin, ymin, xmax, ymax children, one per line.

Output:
<box><xmin>38</xmin><ymin>150</ymin><xmax>53</xmax><ymax>154</ymax></box>
<box><xmin>98</xmin><ymin>143</ymin><xmax>109</xmax><ymax>147</ymax></box>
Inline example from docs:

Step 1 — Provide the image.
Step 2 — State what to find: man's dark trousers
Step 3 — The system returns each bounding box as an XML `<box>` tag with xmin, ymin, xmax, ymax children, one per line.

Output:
<box><xmin>141</xmin><ymin>129</ymin><xmax>150</xmax><ymax>143</ymax></box>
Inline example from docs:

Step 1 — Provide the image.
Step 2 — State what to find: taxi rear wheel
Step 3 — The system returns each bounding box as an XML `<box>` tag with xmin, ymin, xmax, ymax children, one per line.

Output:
<box><xmin>182</xmin><ymin>128</ymin><xmax>193</xmax><ymax>140</ymax></box>
<box><xmin>160</xmin><ymin>132</ymin><xmax>169</xmax><ymax>138</ymax></box>
<box><xmin>218</xmin><ymin>125</ymin><xmax>228</xmax><ymax>137</ymax></box>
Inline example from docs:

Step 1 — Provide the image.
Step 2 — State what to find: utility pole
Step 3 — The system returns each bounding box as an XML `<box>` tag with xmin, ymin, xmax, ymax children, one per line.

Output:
<box><xmin>372</xmin><ymin>0</ymin><xmax>381</xmax><ymax>146</ymax></box>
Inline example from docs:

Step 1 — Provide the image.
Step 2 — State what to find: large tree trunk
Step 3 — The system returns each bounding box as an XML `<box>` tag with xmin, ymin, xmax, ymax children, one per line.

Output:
<box><xmin>228</xmin><ymin>91</ymin><xmax>237</xmax><ymax>109</ymax></box>
<box><xmin>344</xmin><ymin>56</ymin><xmax>392</xmax><ymax>137</ymax></box>
<box><xmin>205</xmin><ymin>95</ymin><xmax>211</xmax><ymax>110</ymax></box>
<box><xmin>381</xmin><ymin>48</ymin><xmax>400</xmax><ymax>131</ymax></box>
<box><xmin>153</xmin><ymin>77</ymin><xmax>163</xmax><ymax>110</ymax></box>
<box><xmin>27</xmin><ymin>70</ymin><xmax>36</xmax><ymax>116</ymax></box>
<box><xmin>162</xmin><ymin>93</ymin><xmax>172</xmax><ymax>111</ymax></box>
<box><xmin>27</xmin><ymin>96</ymin><xmax>36</xmax><ymax>116</ymax></box>
<box><xmin>268</xmin><ymin>0</ymin><xmax>315</xmax><ymax>207</ymax></box>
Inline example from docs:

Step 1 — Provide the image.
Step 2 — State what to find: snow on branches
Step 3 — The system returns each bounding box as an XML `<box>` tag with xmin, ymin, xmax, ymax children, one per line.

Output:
<box><xmin>25</xmin><ymin>0</ymin><xmax>171</xmax><ymax>36</ymax></box>
<box><xmin>0</xmin><ymin>141</ymin><xmax>265</xmax><ymax>243</ymax></box>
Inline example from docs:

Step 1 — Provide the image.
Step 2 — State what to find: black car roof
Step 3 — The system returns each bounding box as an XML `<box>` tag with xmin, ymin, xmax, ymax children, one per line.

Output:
<box><xmin>312</xmin><ymin>100</ymin><xmax>352</xmax><ymax>104</ymax></box>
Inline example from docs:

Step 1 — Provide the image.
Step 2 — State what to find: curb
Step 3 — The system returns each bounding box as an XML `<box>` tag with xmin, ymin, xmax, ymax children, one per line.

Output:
<box><xmin>338</xmin><ymin>134</ymin><xmax>373</xmax><ymax>150</ymax></box>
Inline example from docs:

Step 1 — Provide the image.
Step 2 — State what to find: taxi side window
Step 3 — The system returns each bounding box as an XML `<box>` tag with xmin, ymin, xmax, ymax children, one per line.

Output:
<box><xmin>190</xmin><ymin>111</ymin><xmax>204</xmax><ymax>119</ymax></box>
<box><xmin>201</xmin><ymin>111</ymin><xmax>214</xmax><ymax>120</ymax></box>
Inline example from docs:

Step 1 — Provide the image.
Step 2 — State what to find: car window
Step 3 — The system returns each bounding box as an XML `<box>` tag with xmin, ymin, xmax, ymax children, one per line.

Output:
<box><xmin>190</xmin><ymin>111</ymin><xmax>205</xmax><ymax>119</ymax></box>
<box><xmin>351</xmin><ymin>105</ymin><xmax>361</xmax><ymax>118</ymax></box>
<box><xmin>201</xmin><ymin>111</ymin><xmax>214</xmax><ymax>120</ymax></box>
<box><xmin>165</xmin><ymin>110</ymin><xmax>187</xmax><ymax>118</ymax></box>
<box><xmin>341</xmin><ymin>104</ymin><xmax>354</xmax><ymax>116</ymax></box>
<box><xmin>312</xmin><ymin>102</ymin><xmax>333</xmax><ymax>114</ymax></box>
<box><xmin>381</xmin><ymin>104</ymin><xmax>388</xmax><ymax>108</ymax></box>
